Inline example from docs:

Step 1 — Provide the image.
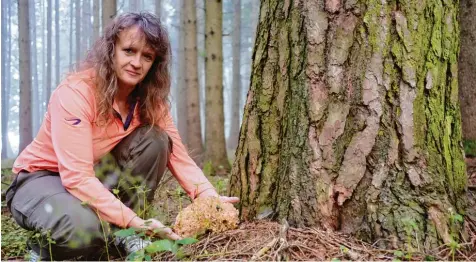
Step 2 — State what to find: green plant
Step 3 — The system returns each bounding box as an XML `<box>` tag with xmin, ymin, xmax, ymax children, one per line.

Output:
<box><xmin>448</xmin><ymin>210</ymin><xmax>464</xmax><ymax>262</ymax></box>
<box><xmin>1</xmin><ymin>214</ymin><xmax>29</xmax><ymax>260</ymax></box>
<box><xmin>401</xmin><ymin>217</ymin><xmax>419</xmax><ymax>258</ymax></box>
<box><xmin>114</xmin><ymin>228</ymin><xmax>198</xmax><ymax>261</ymax></box>
<box><xmin>393</xmin><ymin>250</ymin><xmax>404</xmax><ymax>261</ymax></box>
<box><xmin>202</xmin><ymin>161</ymin><xmax>214</xmax><ymax>176</ymax></box>
<box><xmin>463</xmin><ymin>139</ymin><xmax>476</xmax><ymax>157</ymax></box>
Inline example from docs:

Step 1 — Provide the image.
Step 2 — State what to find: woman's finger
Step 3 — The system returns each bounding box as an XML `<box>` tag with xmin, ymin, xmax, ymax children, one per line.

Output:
<box><xmin>219</xmin><ymin>196</ymin><xmax>240</xmax><ymax>203</ymax></box>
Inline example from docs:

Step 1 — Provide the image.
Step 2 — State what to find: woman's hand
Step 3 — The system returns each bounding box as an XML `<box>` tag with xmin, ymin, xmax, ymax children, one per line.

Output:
<box><xmin>218</xmin><ymin>196</ymin><xmax>240</xmax><ymax>203</ymax></box>
<box><xmin>196</xmin><ymin>188</ymin><xmax>240</xmax><ymax>204</ymax></box>
<box><xmin>145</xmin><ymin>219</ymin><xmax>182</xmax><ymax>240</ymax></box>
<box><xmin>128</xmin><ymin>217</ymin><xmax>182</xmax><ymax>240</ymax></box>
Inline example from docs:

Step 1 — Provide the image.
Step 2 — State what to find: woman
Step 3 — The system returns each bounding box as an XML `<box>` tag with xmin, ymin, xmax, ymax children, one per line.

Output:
<box><xmin>5</xmin><ymin>12</ymin><xmax>238</xmax><ymax>261</ymax></box>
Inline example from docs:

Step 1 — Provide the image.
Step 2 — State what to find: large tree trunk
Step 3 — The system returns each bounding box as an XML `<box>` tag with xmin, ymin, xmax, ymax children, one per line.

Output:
<box><xmin>18</xmin><ymin>0</ymin><xmax>32</xmax><ymax>153</ymax></box>
<box><xmin>30</xmin><ymin>1</ymin><xmax>39</xmax><ymax>134</ymax></box>
<box><xmin>102</xmin><ymin>0</ymin><xmax>116</xmax><ymax>29</ymax></box>
<box><xmin>205</xmin><ymin>0</ymin><xmax>230</xmax><ymax>172</ymax></box>
<box><xmin>184</xmin><ymin>0</ymin><xmax>204</xmax><ymax>165</ymax></box>
<box><xmin>177</xmin><ymin>0</ymin><xmax>188</xmax><ymax>145</ymax></box>
<box><xmin>228</xmin><ymin>0</ymin><xmax>242</xmax><ymax>151</ymax></box>
<box><xmin>459</xmin><ymin>0</ymin><xmax>476</xmax><ymax>141</ymax></box>
<box><xmin>230</xmin><ymin>0</ymin><xmax>467</xmax><ymax>250</ymax></box>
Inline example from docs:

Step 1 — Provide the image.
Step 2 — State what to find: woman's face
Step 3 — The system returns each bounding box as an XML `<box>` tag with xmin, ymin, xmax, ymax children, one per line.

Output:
<box><xmin>113</xmin><ymin>26</ymin><xmax>156</xmax><ymax>90</ymax></box>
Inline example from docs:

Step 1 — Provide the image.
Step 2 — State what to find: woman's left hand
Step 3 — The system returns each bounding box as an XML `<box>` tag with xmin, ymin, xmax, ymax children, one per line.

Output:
<box><xmin>218</xmin><ymin>196</ymin><xmax>240</xmax><ymax>203</ymax></box>
<box><xmin>196</xmin><ymin>188</ymin><xmax>240</xmax><ymax>203</ymax></box>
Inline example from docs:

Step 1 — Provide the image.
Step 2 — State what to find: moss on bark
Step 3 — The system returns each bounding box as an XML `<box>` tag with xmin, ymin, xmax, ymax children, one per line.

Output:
<box><xmin>230</xmin><ymin>0</ymin><xmax>467</xmax><ymax>250</ymax></box>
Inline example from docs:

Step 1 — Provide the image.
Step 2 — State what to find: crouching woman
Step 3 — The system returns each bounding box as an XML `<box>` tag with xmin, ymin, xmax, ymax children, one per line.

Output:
<box><xmin>5</xmin><ymin>12</ymin><xmax>238</xmax><ymax>261</ymax></box>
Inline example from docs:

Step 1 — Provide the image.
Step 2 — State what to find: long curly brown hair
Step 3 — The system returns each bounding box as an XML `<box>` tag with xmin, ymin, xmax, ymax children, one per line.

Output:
<box><xmin>83</xmin><ymin>12</ymin><xmax>171</xmax><ymax>126</ymax></box>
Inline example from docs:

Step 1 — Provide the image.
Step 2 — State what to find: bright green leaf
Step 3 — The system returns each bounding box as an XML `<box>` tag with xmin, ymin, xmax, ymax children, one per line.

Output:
<box><xmin>394</xmin><ymin>250</ymin><xmax>404</xmax><ymax>257</ymax></box>
<box><xmin>172</xmin><ymin>243</ymin><xmax>179</xmax><ymax>254</ymax></box>
<box><xmin>126</xmin><ymin>249</ymin><xmax>144</xmax><ymax>261</ymax></box>
<box><xmin>114</xmin><ymin>228</ymin><xmax>136</xmax><ymax>238</ymax></box>
<box><xmin>146</xmin><ymin>239</ymin><xmax>174</xmax><ymax>253</ymax></box>
<box><xmin>453</xmin><ymin>214</ymin><xmax>463</xmax><ymax>222</ymax></box>
<box><xmin>113</xmin><ymin>188</ymin><xmax>120</xmax><ymax>195</ymax></box>
<box><xmin>176</xmin><ymin>238</ymin><xmax>199</xmax><ymax>245</ymax></box>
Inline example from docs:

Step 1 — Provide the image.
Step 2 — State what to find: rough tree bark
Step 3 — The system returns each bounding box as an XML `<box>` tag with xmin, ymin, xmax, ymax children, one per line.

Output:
<box><xmin>184</xmin><ymin>0</ymin><xmax>204</xmax><ymax>165</ymax></box>
<box><xmin>459</xmin><ymin>0</ymin><xmax>476</xmax><ymax>141</ymax></box>
<box><xmin>228</xmin><ymin>0</ymin><xmax>242</xmax><ymax>151</ymax></box>
<box><xmin>205</xmin><ymin>0</ymin><xmax>230</xmax><ymax>172</ymax></box>
<box><xmin>230</xmin><ymin>0</ymin><xmax>467</xmax><ymax>250</ymax></box>
<box><xmin>18</xmin><ymin>0</ymin><xmax>32</xmax><ymax>153</ymax></box>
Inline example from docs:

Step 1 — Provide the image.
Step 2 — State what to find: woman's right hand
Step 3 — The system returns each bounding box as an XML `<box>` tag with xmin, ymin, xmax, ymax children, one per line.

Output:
<box><xmin>145</xmin><ymin>218</ymin><xmax>182</xmax><ymax>240</ymax></box>
<box><xmin>128</xmin><ymin>217</ymin><xmax>182</xmax><ymax>240</ymax></box>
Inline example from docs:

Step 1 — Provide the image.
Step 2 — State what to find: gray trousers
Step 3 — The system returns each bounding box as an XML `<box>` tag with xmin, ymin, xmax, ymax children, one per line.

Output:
<box><xmin>5</xmin><ymin>126</ymin><xmax>172</xmax><ymax>260</ymax></box>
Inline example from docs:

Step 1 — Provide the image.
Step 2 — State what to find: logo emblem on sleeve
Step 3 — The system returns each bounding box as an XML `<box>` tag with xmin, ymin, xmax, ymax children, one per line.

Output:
<box><xmin>65</xmin><ymin>118</ymin><xmax>81</xmax><ymax>125</ymax></box>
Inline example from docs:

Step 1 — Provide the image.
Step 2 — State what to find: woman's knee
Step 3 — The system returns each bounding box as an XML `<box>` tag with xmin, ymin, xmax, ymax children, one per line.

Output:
<box><xmin>137</xmin><ymin>126</ymin><xmax>172</xmax><ymax>157</ymax></box>
<box><xmin>33</xmin><ymin>193</ymin><xmax>106</xmax><ymax>250</ymax></box>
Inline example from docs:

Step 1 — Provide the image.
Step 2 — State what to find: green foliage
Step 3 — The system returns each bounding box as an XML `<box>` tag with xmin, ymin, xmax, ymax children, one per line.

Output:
<box><xmin>128</xmin><ymin>236</ymin><xmax>198</xmax><ymax>261</ymax></box>
<box><xmin>114</xmin><ymin>228</ymin><xmax>137</xmax><ymax>238</ymax></box>
<box><xmin>1</xmin><ymin>214</ymin><xmax>29</xmax><ymax>259</ymax></box>
<box><xmin>463</xmin><ymin>139</ymin><xmax>476</xmax><ymax>157</ymax></box>
<box><xmin>203</xmin><ymin>160</ymin><xmax>214</xmax><ymax>176</ymax></box>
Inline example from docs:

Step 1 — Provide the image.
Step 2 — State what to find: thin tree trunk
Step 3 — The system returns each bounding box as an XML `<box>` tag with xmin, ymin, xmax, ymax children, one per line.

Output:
<box><xmin>81</xmin><ymin>0</ymin><xmax>89</xmax><ymax>55</ymax></box>
<box><xmin>46</xmin><ymin>0</ymin><xmax>52</xmax><ymax>102</ymax></box>
<box><xmin>5</xmin><ymin>0</ymin><xmax>13</xmax><ymax>156</ymax></box>
<box><xmin>18</xmin><ymin>0</ymin><xmax>32</xmax><ymax>153</ymax></box>
<box><xmin>102</xmin><ymin>0</ymin><xmax>116</xmax><ymax>29</ymax></box>
<box><xmin>155</xmin><ymin>0</ymin><xmax>162</xmax><ymax>18</ymax></box>
<box><xmin>30</xmin><ymin>0</ymin><xmax>39</xmax><ymax>134</ymax></box>
<box><xmin>75</xmin><ymin>0</ymin><xmax>81</xmax><ymax>64</ymax></box>
<box><xmin>129</xmin><ymin>0</ymin><xmax>139</xmax><ymax>12</ymax></box>
<box><xmin>1</xmin><ymin>0</ymin><xmax>8</xmax><ymax>158</ymax></box>
<box><xmin>459</xmin><ymin>0</ymin><xmax>476</xmax><ymax>141</ymax></box>
<box><xmin>93</xmin><ymin>0</ymin><xmax>100</xmax><ymax>41</ymax></box>
<box><xmin>69</xmin><ymin>0</ymin><xmax>74</xmax><ymax>69</ymax></box>
<box><xmin>55</xmin><ymin>0</ymin><xmax>60</xmax><ymax>86</ymax></box>
<box><xmin>205</xmin><ymin>0</ymin><xmax>230</xmax><ymax>173</ymax></box>
<box><xmin>228</xmin><ymin>0</ymin><xmax>241</xmax><ymax>151</ymax></box>
<box><xmin>177</xmin><ymin>0</ymin><xmax>188</xmax><ymax>144</ymax></box>
<box><xmin>184</xmin><ymin>0</ymin><xmax>203</xmax><ymax>165</ymax></box>
<box><xmin>231</xmin><ymin>0</ymin><xmax>466</xmax><ymax>250</ymax></box>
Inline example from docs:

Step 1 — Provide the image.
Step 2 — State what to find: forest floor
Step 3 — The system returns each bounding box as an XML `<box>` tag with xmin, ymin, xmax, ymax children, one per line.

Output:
<box><xmin>1</xmin><ymin>160</ymin><xmax>475</xmax><ymax>261</ymax></box>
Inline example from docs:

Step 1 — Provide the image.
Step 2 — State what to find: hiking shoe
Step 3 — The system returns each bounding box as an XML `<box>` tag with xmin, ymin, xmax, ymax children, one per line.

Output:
<box><xmin>26</xmin><ymin>249</ymin><xmax>40</xmax><ymax>262</ymax></box>
<box><xmin>115</xmin><ymin>235</ymin><xmax>152</xmax><ymax>254</ymax></box>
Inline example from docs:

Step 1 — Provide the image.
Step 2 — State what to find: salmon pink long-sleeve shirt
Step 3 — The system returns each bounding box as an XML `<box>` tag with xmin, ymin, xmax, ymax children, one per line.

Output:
<box><xmin>12</xmin><ymin>69</ymin><xmax>215</xmax><ymax>228</ymax></box>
